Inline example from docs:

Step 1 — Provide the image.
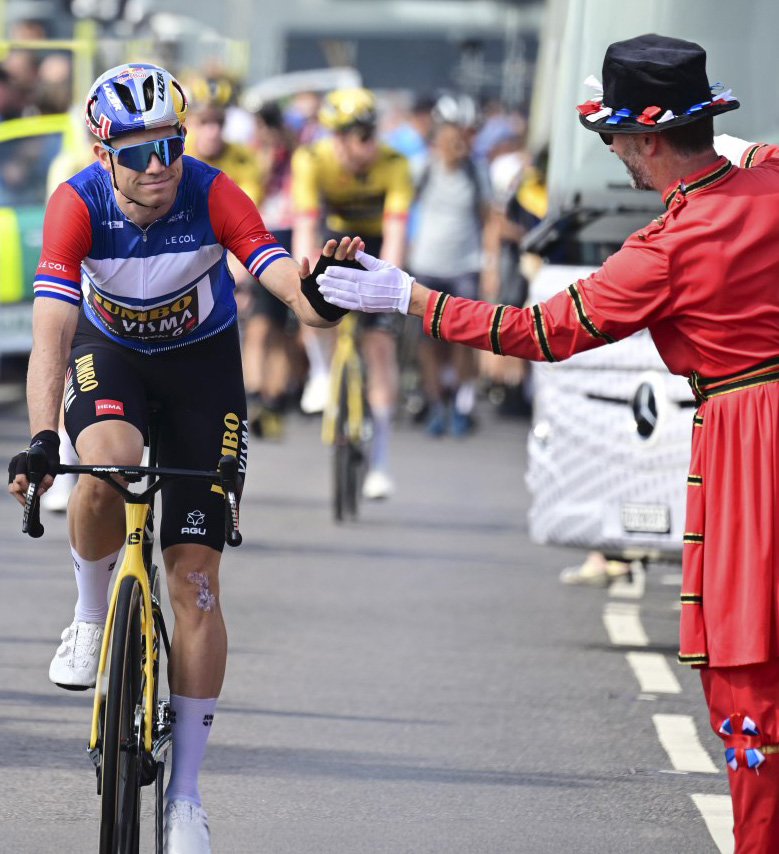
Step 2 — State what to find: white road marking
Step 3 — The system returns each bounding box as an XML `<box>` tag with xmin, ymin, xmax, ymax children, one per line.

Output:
<box><xmin>691</xmin><ymin>794</ymin><xmax>734</xmax><ymax>854</ymax></box>
<box><xmin>626</xmin><ymin>651</ymin><xmax>682</xmax><ymax>694</ymax></box>
<box><xmin>653</xmin><ymin>714</ymin><xmax>718</xmax><ymax>773</ymax></box>
<box><xmin>661</xmin><ymin>573</ymin><xmax>683</xmax><ymax>586</ymax></box>
<box><xmin>609</xmin><ymin>561</ymin><xmax>646</xmax><ymax>599</ymax></box>
<box><xmin>603</xmin><ymin>601</ymin><xmax>648</xmax><ymax>646</ymax></box>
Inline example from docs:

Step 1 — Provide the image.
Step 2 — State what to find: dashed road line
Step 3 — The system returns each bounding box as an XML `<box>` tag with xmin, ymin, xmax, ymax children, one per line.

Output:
<box><xmin>626</xmin><ymin>651</ymin><xmax>681</xmax><ymax>694</ymax></box>
<box><xmin>603</xmin><ymin>577</ymin><xmax>731</xmax><ymax>852</ymax></box>
<box><xmin>603</xmin><ymin>601</ymin><xmax>649</xmax><ymax>646</ymax></box>
<box><xmin>691</xmin><ymin>794</ymin><xmax>734</xmax><ymax>854</ymax></box>
<box><xmin>653</xmin><ymin>714</ymin><xmax>718</xmax><ymax>773</ymax></box>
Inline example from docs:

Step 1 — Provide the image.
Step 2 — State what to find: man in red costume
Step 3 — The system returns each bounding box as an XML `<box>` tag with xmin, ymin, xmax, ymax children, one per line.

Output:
<box><xmin>316</xmin><ymin>34</ymin><xmax>779</xmax><ymax>853</ymax></box>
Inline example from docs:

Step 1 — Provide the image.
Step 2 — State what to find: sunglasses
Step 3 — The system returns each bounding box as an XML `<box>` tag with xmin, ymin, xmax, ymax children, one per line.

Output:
<box><xmin>340</xmin><ymin>124</ymin><xmax>375</xmax><ymax>143</ymax></box>
<box><xmin>599</xmin><ymin>132</ymin><xmax>614</xmax><ymax>146</ymax></box>
<box><xmin>102</xmin><ymin>134</ymin><xmax>185</xmax><ymax>172</ymax></box>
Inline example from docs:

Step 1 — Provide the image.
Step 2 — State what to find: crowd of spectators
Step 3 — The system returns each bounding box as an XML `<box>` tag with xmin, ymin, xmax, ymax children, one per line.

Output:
<box><xmin>212</xmin><ymin>82</ymin><xmax>544</xmax><ymax>440</ymax></box>
<box><xmin>1</xmin><ymin>30</ymin><xmax>547</xmax><ymax>502</ymax></box>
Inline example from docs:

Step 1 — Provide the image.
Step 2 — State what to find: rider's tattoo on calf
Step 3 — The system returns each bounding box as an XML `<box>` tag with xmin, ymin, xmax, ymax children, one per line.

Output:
<box><xmin>187</xmin><ymin>571</ymin><xmax>216</xmax><ymax>612</ymax></box>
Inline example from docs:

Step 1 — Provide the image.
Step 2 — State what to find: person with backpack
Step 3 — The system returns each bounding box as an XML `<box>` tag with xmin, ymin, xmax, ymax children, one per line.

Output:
<box><xmin>408</xmin><ymin>118</ymin><xmax>491</xmax><ymax>436</ymax></box>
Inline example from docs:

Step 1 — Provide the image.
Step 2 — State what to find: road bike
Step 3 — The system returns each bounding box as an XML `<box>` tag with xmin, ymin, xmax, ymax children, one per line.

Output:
<box><xmin>321</xmin><ymin>313</ymin><xmax>368</xmax><ymax>522</ymax></box>
<box><xmin>21</xmin><ymin>411</ymin><xmax>242</xmax><ymax>853</ymax></box>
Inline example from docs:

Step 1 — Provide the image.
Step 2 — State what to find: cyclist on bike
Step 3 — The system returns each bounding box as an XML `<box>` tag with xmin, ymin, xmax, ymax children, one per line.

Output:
<box><xmin>7</xmin><ymin>63</ymin><xmax>358</xmax><ymax>854</ymax></box>
<box><xmin>292</xmin><ymin>87</ymin><xmax>414</xmax><ymax>499</ymax></box>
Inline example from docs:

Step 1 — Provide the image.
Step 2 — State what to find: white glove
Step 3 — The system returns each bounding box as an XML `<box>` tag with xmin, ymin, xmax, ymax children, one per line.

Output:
<box><xmin>713</xmin><ymin>133</ymin><xmax>753</xmax><ymax>165</ymax></box>
<box><xmin>317</xmin><ymin>249</ymin><xmax>415</xmax><ymax>315</ymax></box>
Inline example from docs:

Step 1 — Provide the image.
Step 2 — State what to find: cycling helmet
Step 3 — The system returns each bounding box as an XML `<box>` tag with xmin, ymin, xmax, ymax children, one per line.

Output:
<box><xmin>186</xmin><ymin>74</ymin><xmax>236</xmax><ymax>109</ymax></box>
<box><xmin>432</xmin><ymin>92</ymin><xmax>479</xmax><ymax>128</ymax></box>
<box><xmin>84</xmin><ymin>63</ymin><xmax>188</xmax><ymax>140</ymax></box>
<box><xmin>319</xmin><ymin>88</ymin><xmax>377</xmax><ymax>132</ymax></box>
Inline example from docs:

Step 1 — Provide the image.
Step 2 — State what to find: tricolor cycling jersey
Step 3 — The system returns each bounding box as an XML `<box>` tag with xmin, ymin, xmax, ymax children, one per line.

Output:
<box><xmin>34</xmin><ymin>155</ymin><xmax>290</xmax><ymax>354</ymax></box>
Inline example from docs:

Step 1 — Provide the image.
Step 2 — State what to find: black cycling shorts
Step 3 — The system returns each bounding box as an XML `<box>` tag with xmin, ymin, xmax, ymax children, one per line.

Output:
<box><xmin>64</xmin><ymin>317</ymin><xmax>248</xmax><ymax>553</ymax></box>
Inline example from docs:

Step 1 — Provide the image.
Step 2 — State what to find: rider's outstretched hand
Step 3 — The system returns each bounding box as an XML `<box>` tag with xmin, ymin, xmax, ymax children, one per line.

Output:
<box><xmin>317</xmin><ymin>249</ymin><xmax>415</xmax><ymax>314</ymax></box>
<box><xmin>299</xmin><ymin>235</ymin><xmax>365</xmax><ymax>321</ymax></box>
<box><xmin>7</xmin><ymin>430</ymin><xmax>60</xmax><ymax>505</ymax></box>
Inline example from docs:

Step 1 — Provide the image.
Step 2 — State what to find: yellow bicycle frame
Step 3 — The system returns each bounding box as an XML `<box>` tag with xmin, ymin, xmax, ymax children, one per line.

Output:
<box><xmin>89</xmin><ymin>502</ymin><xmax>156</xmax><ymax>754</ymax></box>
<box><xmin>321</xmin><ymin>313</ymin><xmax>364</xmax><ymax>446</ymax></box>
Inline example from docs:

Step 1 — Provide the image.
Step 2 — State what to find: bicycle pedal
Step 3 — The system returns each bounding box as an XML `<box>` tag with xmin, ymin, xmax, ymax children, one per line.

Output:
<box><xmin>54</xmin><ymin>682</ymin><xmax>90</xmax><ymax>692</ymax></box>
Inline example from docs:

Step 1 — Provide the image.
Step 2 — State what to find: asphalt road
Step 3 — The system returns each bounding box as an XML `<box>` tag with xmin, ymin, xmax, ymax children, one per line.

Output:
<box><xmin>0</xmin><ymin>399</ymin><xmax>731</xmax><ymax>854</ymax></box>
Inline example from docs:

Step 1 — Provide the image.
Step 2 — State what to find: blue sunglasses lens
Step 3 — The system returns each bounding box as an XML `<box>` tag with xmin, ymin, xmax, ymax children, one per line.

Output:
<box><xmin>113</xmin><ymin>135</ymin><xmax>185</xmax><ymax>171</ymax></box>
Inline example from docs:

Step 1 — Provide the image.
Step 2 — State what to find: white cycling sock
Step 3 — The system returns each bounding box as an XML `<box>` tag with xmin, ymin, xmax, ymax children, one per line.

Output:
<box><xmin>455</xmin><ymin>381</ymin><xmax>476</xmax><ymax>415</ymax></box>
<box><xmin>72</xmin><ymin>546</ymin><xmax>120</xmax><ymax>624</ymax></box>
<box><xmin>166</xmin><ymin>694</ymin><xmax>217</xmax><ymax>807</ymax></box>
<box><xmin>369</xmin><ymin>405</ymin><xmax>393</xmax><ymax>472</ymax></box>
<box><xmin>302</xmin><ymin>331</ymin><xmax>330</xmax><ymax>378</ymax></box>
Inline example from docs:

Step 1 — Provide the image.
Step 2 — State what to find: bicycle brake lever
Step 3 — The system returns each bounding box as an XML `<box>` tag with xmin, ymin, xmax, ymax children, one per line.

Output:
<box><xmin>218</xmin><ymin>455</ymin><xmax>243</xmax><ymax>547</ymax></box>
<box><xmin>22</xmin><ymin>447</ymin><xmax>46</xmax><ymax>538</ymax></box>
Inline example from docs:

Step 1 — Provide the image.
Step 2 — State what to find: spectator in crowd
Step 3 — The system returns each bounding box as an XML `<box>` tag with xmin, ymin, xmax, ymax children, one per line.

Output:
<box><xmin>35</xmin><ymin>52</ymin><xmax>73</xmax><ymax>115</ymax></box>
<box><xmin>241</xmin><ymin>101</ymin><xmax>300</xmax><ymax>438</ymax></box>
<box><xmin>408</xmin><ymin>117</ymin><xmax>491</xmax><ymax>436</ymax></box>
<box><xmin>384</xmin><ymin>92</ymin><xmax>435</xmax><ymax>182</ymax></box>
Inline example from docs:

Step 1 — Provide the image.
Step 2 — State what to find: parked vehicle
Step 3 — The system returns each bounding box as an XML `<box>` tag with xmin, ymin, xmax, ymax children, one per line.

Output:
<box><xmin>0</xmin><ymin>113</ymin><xmax>80</xmax><ymax>368</ymax></box>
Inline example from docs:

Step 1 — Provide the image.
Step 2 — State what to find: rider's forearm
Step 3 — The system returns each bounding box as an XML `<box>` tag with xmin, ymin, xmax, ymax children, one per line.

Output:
<box><xmin>379</xmin><ymin>216</ymin><xmax>407</xmax><ymax>268</ymax></box>
<box><xmin>292</xmin><ymin>216</ymin><xmax>320</xmax><ymax>266</ymax></box>
<box><xmin>27</xmin><ymin>300</ymin><xmax>78</xmax><ymax>436</ymax></box>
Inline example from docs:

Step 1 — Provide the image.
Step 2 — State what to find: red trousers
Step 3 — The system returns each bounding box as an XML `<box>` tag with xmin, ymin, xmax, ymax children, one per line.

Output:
<box><xmin>700</xmin><ymin>659</ymin><xmax>779</xmax><ymax>853</ymax></box>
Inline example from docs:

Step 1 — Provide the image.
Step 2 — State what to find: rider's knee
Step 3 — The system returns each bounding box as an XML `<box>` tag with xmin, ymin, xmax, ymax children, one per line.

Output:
<box><xmin>165</xmin><ymin>553</ymin><xmax>221</xmax><ymax>618</ymax></box>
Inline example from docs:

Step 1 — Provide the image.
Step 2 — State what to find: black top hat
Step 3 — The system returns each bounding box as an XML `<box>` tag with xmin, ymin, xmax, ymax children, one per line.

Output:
<box><xmin>577</xmin><ymin>34</ymin><xmax>739</xmax><ymax>134</ymax></box>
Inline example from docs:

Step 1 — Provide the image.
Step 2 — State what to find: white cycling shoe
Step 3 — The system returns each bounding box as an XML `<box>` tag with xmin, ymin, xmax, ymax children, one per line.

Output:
<box><xmin>164</xmin><ymin>799</ymin><xmax>211</xmax><ymax>854</ymax></box>
<box><xmin>49</xmin><ymin>620</ymin><xmax>103</xmax><ymax>690</ymax></box>
<box><xmin>300</xmin><ymin>372</ymin><xmax>330</xmax><ymax>415</ymax></box>
<box><xmin>362</xmin><ymin>468</ymin><xmax>395</xmax><ymax>500</ymax></box>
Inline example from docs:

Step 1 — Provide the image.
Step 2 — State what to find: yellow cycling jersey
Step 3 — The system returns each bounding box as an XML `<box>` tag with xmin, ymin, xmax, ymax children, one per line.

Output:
<box><xmin>195</xmin><ymin>140</ymin><xmax>263</xmax><ymax>205</ymax></box>
<box><xmin>291</xmin><ymin>137</ymin><xmax>413</xmax><ymax>237</ymax></box>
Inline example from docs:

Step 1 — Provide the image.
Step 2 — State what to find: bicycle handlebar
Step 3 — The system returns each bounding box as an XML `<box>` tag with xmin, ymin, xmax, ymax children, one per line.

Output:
<box><xmin>21</xmin><ymin>450</ymin><xmax>243</xmax><ymax>547</ymax></box>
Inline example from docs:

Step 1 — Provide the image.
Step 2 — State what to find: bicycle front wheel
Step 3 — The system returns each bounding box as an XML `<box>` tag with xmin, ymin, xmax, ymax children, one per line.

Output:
<box><xmin>333</xmin><ymin>371</ymin><xmax>352</xmax><ymax>522</ymax></box>
<box><xmin>99</xmin><ymin>576</ymin><xmax>143</xmax><ymax>854</ymax></box>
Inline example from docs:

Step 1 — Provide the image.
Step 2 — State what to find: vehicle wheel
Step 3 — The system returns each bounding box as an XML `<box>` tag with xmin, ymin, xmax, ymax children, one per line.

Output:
<box><xmin>99</xmin><ymin>576</ymin><xmax>143</xmax><ymax>853</ymax></box>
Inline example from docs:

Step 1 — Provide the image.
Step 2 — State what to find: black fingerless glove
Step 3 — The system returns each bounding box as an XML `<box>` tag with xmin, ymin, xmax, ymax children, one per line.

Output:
<box><xmin>301</xmin><ymin>254</ymin><xmax>364</xmax><ymax>321</ymax></box>
<box><xmin>7</xmin><ymin>430</ymin><xmax>60</xmax><ymax>484</ymax></box>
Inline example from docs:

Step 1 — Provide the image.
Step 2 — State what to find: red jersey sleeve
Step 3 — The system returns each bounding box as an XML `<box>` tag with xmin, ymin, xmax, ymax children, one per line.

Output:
<box><xmin>34</xmin><ymin>182</ymin><xmax>92</xmax><ymax>305</ymax></box>
<box><xmin>740</xmin><ymin>143</ymin><xmax>779</xmax><ymax>168</ymax></box>
<box><xmin>208</xmin><ymin>171</ymin><xmax>291</xmax><ymax>278</ymax></box>
<box><xmin>424</xmin><ymin>232</ymin><xmax>670</xmax><ymax>362</ymax></box>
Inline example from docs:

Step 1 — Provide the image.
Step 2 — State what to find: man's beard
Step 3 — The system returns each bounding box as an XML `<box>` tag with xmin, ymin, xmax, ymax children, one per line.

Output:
<box><xmin>624</xmin><ymin>161</ymin><xmax>653</xmax><ymax>191</ymax></box>
<box><xmin>619</xmin><ymin>142</ymin><xmax>653</xmax><ymax>190</ymax></box>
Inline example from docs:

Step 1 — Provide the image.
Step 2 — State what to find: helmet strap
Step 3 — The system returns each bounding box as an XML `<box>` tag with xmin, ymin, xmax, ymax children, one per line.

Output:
<box><xmin>108</xmin><ymin>151</ymin><xmax>154</xmax><ymax>209</ymax></box>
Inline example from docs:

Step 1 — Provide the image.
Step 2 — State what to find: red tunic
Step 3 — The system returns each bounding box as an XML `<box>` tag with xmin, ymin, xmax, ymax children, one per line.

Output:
<box><xmin>424</xmin><ymin>149</ymin><xmax>779</xmax><ymax>667</ymax></box>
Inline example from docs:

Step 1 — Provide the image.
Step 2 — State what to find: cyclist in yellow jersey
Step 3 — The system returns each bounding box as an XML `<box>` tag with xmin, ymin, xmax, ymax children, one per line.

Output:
<box><xmin>292</xmin><ymin>88</ymin><xmax>413</xmax><ymax>498</ymax></box>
